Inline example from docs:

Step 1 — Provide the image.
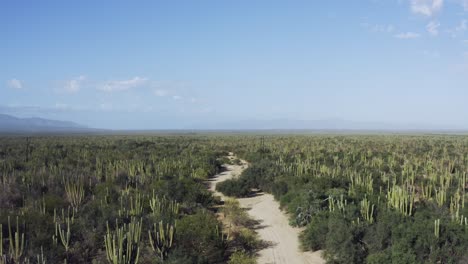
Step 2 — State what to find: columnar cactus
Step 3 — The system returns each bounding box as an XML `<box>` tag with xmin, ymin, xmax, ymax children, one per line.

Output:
<box><xmin>64</xmin><ymin>178</ymin><xmax>84</xmax><ymax>212</ymax></box>
<box><xmin>8</xmin><ymin>216</ymin><xmax>25</xmax><ymax>263</ymax></box>
<box><xmin>104</xmin><ymin>218</ymin><xmax>141</xmax><ymax>264</ymax></box>
<box><xmin>434</xmin><ymin>219</ymin><xmax>440</xmax><ymax>238</ymax></box>
<box><xmin>148</xmin><ymin>221</ymin><xmax>175</xmax><ymax>261</ymax></box>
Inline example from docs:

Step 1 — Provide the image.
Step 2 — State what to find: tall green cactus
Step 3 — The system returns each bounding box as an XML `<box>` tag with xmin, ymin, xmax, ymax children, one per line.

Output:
<box><xmin>434</xmin><ymin>219</ymin><xmax>440</xmax><ymax>238</ymax></box>
<box><xmin>64</xmin><ymin>178</ymin><xmax>84</xmax><ymax>212</ymax></box>
<box><xmin>56</xmin><ymin>217</ymin><xmax>71</xmax><ymax>252</ymax></box>
<box><xmin>104</xmin><ymin>218</ymin><xmax>141</xmax><ymax>264</ymax></box>
<box><xmin>148</xmin><ymin>221</ymin><xmax>175</xmax><ymax>261</ymax></box>
<box><xmin>360</xmin><ymin>196</ymin><xmax>375</xmax><ymax>223</ymax></box>
<box><xmin>8</xmin><ymin>216</ymin><xmax>25</xmax><ymax>263</ymax></box>
<box><xmin>149</xmin><ymin>192</ymin><xmax>180</xmax><ymax>219</ymax></box>
<box><xmin>129</xmin><ymin>193</ymin><xmax>143</xmax><ymax>217</ymax></box>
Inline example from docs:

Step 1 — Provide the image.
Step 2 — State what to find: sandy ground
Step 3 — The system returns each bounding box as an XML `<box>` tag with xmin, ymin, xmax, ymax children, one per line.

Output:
<box><xmin>209</xmin><ymin>153</ymin><xmax>325</xmax><ymax>264</ymax></box>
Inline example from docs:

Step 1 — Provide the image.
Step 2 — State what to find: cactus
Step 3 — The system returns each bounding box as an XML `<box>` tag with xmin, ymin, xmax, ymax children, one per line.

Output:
<box><xmin>64</xmin><ymin>178</ymin><xmax>84</xmax><ymax>212</ymax></box>
<box><xmin>434</xmin><ymin>219</ymin><xmax>440</xmax><ymax>238</ymax></box>
<box><xmin>129</xmin><ymin>193</ymin><xmax>143</xmax><ymax>217</ymax></box>
<box><xmin>56</xmin><ymin>217</ymin><xmax>71</xmax><ymax>252</ymax></box>
<box><xmin>104</xmin><ymin>218</ymin><xmax>141</xmax><ymax>264</ymax></box>
<box><xmin>435</xmin><ymin>188</ymin><xmax>446</xmax><ymax>207</ymax></box>
<box><xmin>149</xmin><ymin>192</ymin><xmax>180</xmax><ymax>219</ymax></box>
<box><xmin>360</xmin><ymin>196</ymin><xmax>374</xmax><ymax>224</ymax></box>
<box><xmin>8</xmin><ymin>216</ymin><xmax>25</xmax><ymax>263</ymax></box>
<box><xmin>148</xmin><ymin>221</ymin><xmax>175</xmax><ymax>261</ymax></box>
<box><xmin>36</xmin><ymin>247</ymin><xmax>46</xmax><ymax>264</ymax></box>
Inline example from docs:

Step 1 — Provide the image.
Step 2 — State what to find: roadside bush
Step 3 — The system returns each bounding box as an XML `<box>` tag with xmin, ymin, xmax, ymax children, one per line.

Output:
<box><xmin>223</xmin><ymin>199</ymin><xmax>251</xmax><ymax>226</ymax></box>
<box><xmin>228</xmin><ymin>251</ymin><xmax>256</xmax><ymax>264</ymax></box>
<box><xmin>300</xmin><ymin>211</ymin><xmax>329</xmax><ymax>251</ymax></box>
<box><xmin>176</xmin><ymin>210</ymin><xmax>226</xmax><ymax>263</ymax></box>
<box><xmin>217</xmin><ymin>178</ymin><xmax>251</xmax><ymax>197</ymax></box>
<box><xmin>271</xmin><ymin>180</ymin><xmax>288</xmax><ymax>200</ymax></box>
<box><xmin>236</xmin><ymin>228</ymin><xmax>260</xmax><ymax>251</ymax></box>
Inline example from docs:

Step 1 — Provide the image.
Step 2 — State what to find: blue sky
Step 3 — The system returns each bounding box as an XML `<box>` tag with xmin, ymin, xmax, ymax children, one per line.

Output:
<box><xmin>1</xmin><ymin>0</ymin><xmax>468</xmax><ymax>129</ymax></box>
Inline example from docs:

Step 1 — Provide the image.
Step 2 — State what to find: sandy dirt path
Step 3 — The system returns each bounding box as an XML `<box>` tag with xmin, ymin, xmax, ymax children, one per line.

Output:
<box><xmin>209</xmin><ymin>153</ymin><xmax>325</xmax><ymax>264</ymax></box>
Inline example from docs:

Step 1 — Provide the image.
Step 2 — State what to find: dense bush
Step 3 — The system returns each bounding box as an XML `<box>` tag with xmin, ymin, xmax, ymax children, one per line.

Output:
<box><xmin>216</xmin><ymin>178</ymin><xmax>251</xmax><ymax>197</ymax></box>
<box><xmin>175</xmin><ymin>210</ymin><xmax>226</xmax><ymax>263</ymax></box>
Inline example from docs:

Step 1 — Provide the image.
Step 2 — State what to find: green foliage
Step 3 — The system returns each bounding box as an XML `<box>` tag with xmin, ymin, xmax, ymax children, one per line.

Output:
<box><xmin>0</xmin><ymin>136</ymin><xmax>227</xmax><ymax>263</ymax></box>
<box><xmin>223</xmin><ymin>199</ymin><xmax>251</xmax><ymax>226</ymax></box>
<box><xmin>300</xmin><ymin>211</ymin><xmax>329</xmax><ymax>251</ymax></box>
<box><xmin>175</xmin><ymin>210</ymin><xmax>225</xmax><ymax>263</ymax></box>
<box><xmin>3</xmin><ymin>134</ymin><xmax>468</xmax><ymax>263</ymax></box>
<box><xmin>228</xmin><ymin>251</ymin><xmax>256</xmax><ymax>264</ymax></box>
<box><xmin>236</xmin><ymin>228</ymin><xmax>260</xmax><ymax>252</ymax></box>
<box><xmin>216</xmin><ymin>178</ymin><xmax>251</xmax><ymax>197</ymax></box>
<box><xmin>227</xmin><ymin>135</ymin><xmax>468</xmax><ymax>263</ymax></box>
<box><xmin>148</xmin><ymin>220</ymin><xmax>175</xmax><ymax>261</ymax></box>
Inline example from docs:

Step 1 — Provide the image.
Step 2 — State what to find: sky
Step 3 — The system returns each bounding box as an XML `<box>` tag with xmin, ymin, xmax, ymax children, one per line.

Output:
<box><xmin>1</xmin><ymin>0</ymin><xmax>468</xmax><ymax>129</ymax></box>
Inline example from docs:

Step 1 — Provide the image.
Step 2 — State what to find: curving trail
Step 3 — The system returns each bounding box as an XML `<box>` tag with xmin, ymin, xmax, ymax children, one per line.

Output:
<box><xmin>209</xmin><ymin>153</ymin><xmax>325</xmax><ymax>264</ymax></box>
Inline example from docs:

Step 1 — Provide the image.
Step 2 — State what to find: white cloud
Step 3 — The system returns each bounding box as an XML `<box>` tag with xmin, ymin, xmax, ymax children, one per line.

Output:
<box><xmin>172</xmin><ymin>95</ymin><xmax>182</xmax><ymax>100</ymax></box>
<box><xmin>394</xmin><ymin>32</ymin><xmax>421</xmax><ymax>39</ymax></box>
<box><xmin>7</xmin><ymin>79</ymin><xmax>23</xmax><ymax>89</ymax></box>
<box><xmin>98</xmin><ymin>77</ymin><xmax>148</xmax><ymax>92</ymax></box>
<box><xmin>154</xmin><ymin>89</ymin><xmax>168</xmax><ymax>97</ymax></box>
<box><xmin>426</xmin><ymin>21</ymin><xmax>440</xmax><ymax>36</ymax></box>
<box><xmin>410</xmin><ymin>0</ymin><xmax>444</xmax><ymax>16</ymax></box>
<box><xmin>64</xmin><ymin>75</ymin><xmax>85</xmax><ymax>93</ymax></box>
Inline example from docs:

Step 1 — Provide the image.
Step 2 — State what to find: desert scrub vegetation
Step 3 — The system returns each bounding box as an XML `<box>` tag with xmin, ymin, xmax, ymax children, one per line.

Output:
<box><xmin>221</xmin><ymin>199</ymin><xmax>260</xmax><ymax>262</ymax></box>
<box><xmin>3</xmin><ymin>133</ymin><xmax>468</xmax><ymax>263</ymax></box>
<box><xmin>216</xmin><ymin>134</ymin><xmax>468</xmax><ymax>263</ymax></box>
<box><xmin>0</xmin><ymin>135</ymin><xmax>231</xmax><ymax>263</ymax></box>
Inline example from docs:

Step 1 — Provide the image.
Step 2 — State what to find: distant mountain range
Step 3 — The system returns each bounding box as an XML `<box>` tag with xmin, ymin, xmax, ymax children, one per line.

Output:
<box><xmin>0</xmin><ymin>114</ymin><xmax>91</xmax><ymax>132</ymax></box>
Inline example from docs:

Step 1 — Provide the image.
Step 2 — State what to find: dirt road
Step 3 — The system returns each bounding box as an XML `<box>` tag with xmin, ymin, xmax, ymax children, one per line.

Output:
<box><xmin>209</xmin><ymin>153</ymin><xmax>325</xmax><ymax>264</ymax></box>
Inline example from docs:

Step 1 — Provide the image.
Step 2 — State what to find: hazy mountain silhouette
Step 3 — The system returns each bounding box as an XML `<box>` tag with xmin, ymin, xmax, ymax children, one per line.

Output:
<box><xmin>0</xmin><ymin>114</ymin><xmax>89</xmax><ymax>132</ymax></box>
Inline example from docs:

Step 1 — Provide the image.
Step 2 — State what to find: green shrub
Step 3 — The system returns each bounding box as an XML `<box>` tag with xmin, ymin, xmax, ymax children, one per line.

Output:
<box><xmin>300</xmin><ymin>211</ymin><xmax>329</xmax><ymax>251</ymax></box>
<box><xmin>175</xmin><ymin>210</ymin><xmax>225</xmax><ymax>263</ymax></box>
<box><xmin>236</xmin><ymin>228</ymin><xmax>260</xmax><ymax>251</ymax></box>
<box><xmin>223</xmin><ymin>199</ymin><xmax>251</xmax><ymax>226</ymax></box>
<box><xmin>228</xmin><ymin>251</ymin><xmax>256</xmax><ymax>264</ymax></box>
<box><xmin>217</xmin><ymin>178</ymin><xmax>251</xmax><ymax>197</ymax></box>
